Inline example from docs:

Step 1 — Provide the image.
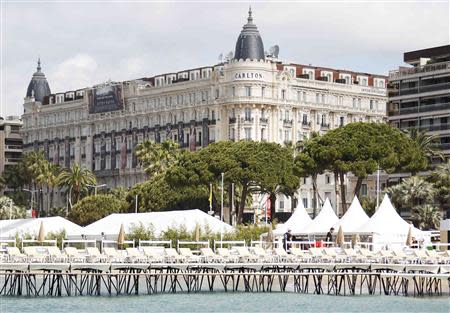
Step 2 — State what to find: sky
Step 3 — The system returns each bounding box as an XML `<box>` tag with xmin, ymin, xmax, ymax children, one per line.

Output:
<box><xmin>1</xmin><ymin>1</ymin><xmax>449</xmax><ymax>117</ymax></box>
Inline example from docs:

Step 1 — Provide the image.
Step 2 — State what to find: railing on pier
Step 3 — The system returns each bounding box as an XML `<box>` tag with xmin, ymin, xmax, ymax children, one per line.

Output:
<box><xmin>213</xmin><ymin>240</ymin><xmax>246</xmax><ymax>251</ymax></box>
<box><xmin>138</xmin><ymin>240</ymin><xmax>172</xmax><ymax>249</ymax></box>
<box><xmin>21</xmin><ymin>239</ymin><xmax>57</xmax><ymax>250</ymax></box>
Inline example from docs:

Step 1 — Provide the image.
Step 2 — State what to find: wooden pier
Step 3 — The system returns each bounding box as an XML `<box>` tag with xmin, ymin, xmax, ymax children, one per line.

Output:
<box><xmin>1</xmin><ymin>263</ymin><xmax>449</xmax><ymax>297</ymax></box>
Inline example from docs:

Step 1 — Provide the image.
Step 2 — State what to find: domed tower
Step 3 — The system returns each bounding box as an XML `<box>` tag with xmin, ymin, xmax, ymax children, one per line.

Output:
<box><xmin>26</xmin><ymin>58</ymin><xmax>51</xmax><ymax>103</ymax></box>
<box><xmin>234</xmin><ymin>7</ymin><xmax>265</xmax><ymax>61</ymax></box>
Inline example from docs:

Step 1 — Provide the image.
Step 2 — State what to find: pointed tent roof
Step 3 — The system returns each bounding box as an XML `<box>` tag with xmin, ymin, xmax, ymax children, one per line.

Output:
<box><xmin>355</xmin><ymin>194</ymin><xmax>422</xmax><ymax>236</ymax></box>
<box><xmin>300</xmin><ymin>198</ymin><xmax>339</xmax><ymax>234</ymax></box>
<box><xmin>333</xmin><ymin>196</ymin><xmax>369</xmax><ymax>232</ymax></box>
<box><xmin>274</xmin><ymin>200</ymin><xmax>312</xmax><ymax>236</ymax></box>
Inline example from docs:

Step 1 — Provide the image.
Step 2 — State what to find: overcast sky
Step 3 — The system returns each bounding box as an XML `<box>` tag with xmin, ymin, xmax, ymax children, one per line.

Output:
<box><xmin>1</xmin><ymin>1</ymin><xmax>448</xmax><ymax>117</ymax></box>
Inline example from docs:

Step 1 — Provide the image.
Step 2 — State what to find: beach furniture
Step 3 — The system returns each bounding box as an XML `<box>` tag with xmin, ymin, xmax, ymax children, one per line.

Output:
<box><xmin>23</xmin><ymin>246</ymin><xmax>48</xmax><ymax>263</ymax></box>
<box><xmin>200</xmin><ymin>248</ymin><xmax>223</xmax><ymax>263</ymax></box>
<box><xmin>86</xmin><ymin>247</ymin><xmax>108</xmax><ymax>263</ymax></box>
<box><xmin>63</xmin><ymin>247</ymin><xmax>86</xmax><ymax>262</ymax></box>
<box><xmin>290</xmin><ymin>248</ymin><xmax>311</xmax><ymax>262</ymax></box>
<box><xmin>103</xmin><ymin>247</ymin><xmax>125</xmax><ymax>262</ymax></box>
<box><xmin>164</xmin><ymin>248</ymin><xmax>185</xmax><ymax>263</ymax></box>
<box><xmin>323</xmin><ymin>248</ymin><xmax>345</xmax><ymax>262</ymax></box>
<box><xmin>233</xmin><ymin>246</ymin><xmax>259</xmax><ymax>262</ymax></box>
<box><xmin>309</xmin><ymin>248</ymin><xmax>332</xmax><ymax>262</ymax></box>
<box><xmin>250</xmin><ymin>246</ymin><xmax>275</xmax><ymax>262</ymax></box>
<box><xmin>274</xmin><ymin>248</ymin><xmax>296</xmax><ymax>263</ymax></box>
<box><xmin>413</xmin><ymin>249</ymin><xmax>429</xmax><ymax>264</ymax></box>
<box><xmin>46</xmin><ymin>246</ymin><xmax>68</xmax><ymax>262</ymax></box>
<box><xmin>357</xmin><ymin>249</ymin><xmax>378</xmax><ymax>263</ymax></box>
<box><xmin>5</xmin><ymin>246</ymin><xmax>27</xmax><ymax>262</ymax></box>
<box><xmin>178</xmin><ymin>248</ymin><xmax>201</xmax><ymax>262</ymax></box>
<box><xmin>141</xmin><ymin>247</ymin><xmax>165</xmax><ymax>262</ymax></box>
<box><xmin>216</xmin><ymin>248</ymin><xmax>238</xmax><ymax>263</ymax></box>
<box><xmin>125</xmin><ymin>248</ymin><xmax>147</xmax><ymax>263</ymax></box>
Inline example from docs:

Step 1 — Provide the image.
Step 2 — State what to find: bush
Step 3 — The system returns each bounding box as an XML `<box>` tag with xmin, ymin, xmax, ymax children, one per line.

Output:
<box><xmin>47</xmin><ymin>230</ymin><xmax>66</xmax><ymax>248</ymax></box>
<box><xmin>0</xmin><ymin>196</ymin><xmax>26</xmax><ymax>220</ymax></box>
<box><xmin>68</xmin><ymin>194</ymin><xmax>127</xmax><ymax>226</ymax></box>
<box><xmin>126</xmin><ymin>223</ymin><xmax>156</xmax><ymax>242</ymax></box>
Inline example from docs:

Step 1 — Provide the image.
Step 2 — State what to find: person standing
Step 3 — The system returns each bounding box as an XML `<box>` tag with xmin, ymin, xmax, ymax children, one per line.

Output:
<box><xmin>325</xmin><ymin>227</ymin><xmax>334</xmax><ymax>246</ymax></box>
<box><xmin>283</xmin><ymin>229</ymin><xmax>293</xmax><ymax>251</ymax></box>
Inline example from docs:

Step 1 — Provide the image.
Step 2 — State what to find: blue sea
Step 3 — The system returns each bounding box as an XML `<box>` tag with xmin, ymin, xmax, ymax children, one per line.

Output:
<box><xmin>1</xmin><ymin>293</ymin><xmax>448</xmax><ymax>313</ymax></box>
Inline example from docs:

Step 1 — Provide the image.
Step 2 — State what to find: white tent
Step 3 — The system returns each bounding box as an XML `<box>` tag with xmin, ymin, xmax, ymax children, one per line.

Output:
<box><xmin>274</xmin><ymin>200</ymin><xmax>312</xmax><ymax>236</ymax></box>
<box><xmin>355</xmin><ymin>194</ymin><xmax>427</xmax><ymax>249</ymax></box>
<box><xmin>0</xmin><ymin>216</ymin><xmax>84</xmax><ymax>239</ymax></box>
<box><xmin>82</xmin><ymin>209</ymin><xmax>233</xmax><ymax>239</ymax></box>
<box><xmin>332</xmin><ymin>196</ymin><xmax>369</xmax><ymax>232</ymax></box>
<box><xmin>298</xmin><ymin>198</ymin><xmax>339</xmax><ymax>235</ymax></box>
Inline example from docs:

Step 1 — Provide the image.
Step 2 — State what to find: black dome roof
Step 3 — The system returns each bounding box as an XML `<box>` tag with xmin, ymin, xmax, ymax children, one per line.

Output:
<box><xmin>26</xmin><ymin>59</ymin><xmax>51</xmax><ymax>103</ymax></box>
<box><xmin>234</xmin><ymin>8</ymin><xmax>265</xmax><ymax>61</ymax></box>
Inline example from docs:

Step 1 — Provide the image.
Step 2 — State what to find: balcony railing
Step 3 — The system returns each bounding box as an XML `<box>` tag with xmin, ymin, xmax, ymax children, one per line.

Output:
<box><xmin>283</xmin><ymin>119</ymin><xmax>293</xmax><ymax>126</ymax></box>
<box><xmin>321</xmin><ymin>123</ymin><xmax>330</xmax><ymax>129</ymax></box>
<box><xmin>389</xmin><ymin>81</ymin><xmax>450</xmax><ymax>97</ymax></box>
<box><xmin>389</xmin><ymin>102</ymin><xmax>450</xmax><ymax>116</ymax></box>
<box><xmin>403</xmin><ymin>123</ymin><xmax>450</xmax><ymax>132</ymax></box>
<box><xmin>302</xmin><ymin>121</ymin><xmax>311</xmax><ymax>128</ymax></box>
<box><xmin>243</xmin><ymin>117</ymin><xmax>254</xmax><ymax>123</ymax></box>
<box><xmin>260</xmin><ymin>117</ymin><xmax>268</xmax><ymax>124</ymax></box>
<box><xmin>229</xmin><ymin>117</ymin><xmax>236</xmax><ymax>124</ymax></box>
<box><xmin>389</xmin><ymin>61</ymin><xmax>450</xmax><ymax>79</ymax></box>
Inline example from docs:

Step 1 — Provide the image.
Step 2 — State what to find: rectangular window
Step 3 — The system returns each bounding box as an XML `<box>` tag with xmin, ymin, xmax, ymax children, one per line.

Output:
<box><xmin>352</xmin><ymin>98</ymin><xmax>356</xmax><ymax>108</ymax></box>
<box><xmin>370</xmin><ymin>100</ymin><xmax>374</xmax><ymax>110</ymax></box>
<box><xmin>244</xmin><ymin>108</ymin><xmax>252</xmax><ymax>120</ymax></box>
<box><xmin>260</xmin><ymin>128</ymin><xmax>265</xmax><ymax>141</ymax></box>
<box><xmin>232</xmin><ymin>86</ymin><xmax>236</xmax><ymax>97</ymax></box>
<box><xmin>281</xmin><ymin>90</ymin><xmax>286</xmax><ymax>100</ymax></box>
<box><xmin>215</xmin><ymin>89</ymin><xmax>219</xmax><ymax>99</ymax></box>
<box><xmin>279</xmin><ymin>200</ymin><xmax>284</xmax><ymax>210</ymax></box>
<box><xmin>211</xmin><ymin>110</ymin><xmax>215</xmax><ymax>120</ymax></box>
<box><xmin>302</xmin><ymin>114</ymin><xmax>308</xmax><ymax>124</ymax></box>
<box><xmin>302</xmin><ymin>197</ymin><xmax>308</xmax><ymax>209</ymax></box>
<box><xmin>244</xmin><ymin>128</ymin><xmax>251</xmax><ymax>140</ymax></box>
<box><xmin>361</xmin><ymin>184</ymin><xmax>368</xmax><ymax>196</ymax></box>
<box><xmin>261</xmin><ymin>86</ymin><xmax>265</xmax><ymax>98</ymax></box>
<box><xmin>340</xmin><ymin>116</ymin><xmax>345</xmax><ymax>127</ymax></box>
<box><xmin>325</xmin><ymin>174</ymin><xmax>331</xmax><ymax>184</ymax></box>
<box><xmin>245</xmin><ymin>86</ymin><xmax>251</xmax><ymax>97</ymax></box>
<box><xmin>316</xmin><ymin>93</ymin><xmax>320</xmax><ymax>103</ymax></box>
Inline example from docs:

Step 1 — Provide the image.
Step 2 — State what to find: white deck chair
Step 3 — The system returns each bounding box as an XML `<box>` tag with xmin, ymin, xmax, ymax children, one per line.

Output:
<box><xmin>290</xmin><ymin>248</ymin><xmax>311</xmax><ymax>262</ymax></box>
<box><xmin>413</xmin><ymin>250</ymin><xmax>430</xmax><ymax>264</ymax></box>
<box><xmin>64</xmin><ymin>247</ymin><xmax>86</xmax><ymax>262</ymax></box>
<box><xmin>234</xmin><ymin>247</ymin><xmax>259</xmax><ymax>262</ymax></box>
<box><xmin>200</xmin><ymin>248</ymin><xmax>223</xmax><ymax>263</ymax></box>
<box><xmin>250</xmin><ymin>247</ymin><xmax>274</xmax><ymax>262</ymax></box>
<box><xmin>323</xmin><ymin>248</ymin><xmax>345</xmax><ymax>262</ymax></box>
<box><xmin>103</xmin><ymin>247</ymin><xmax>125</xmax><ymax>262</ymax></box>
<box><xmin>6</xmin><ymin>247</ymin><xmax>27</xmax><ymax>262</ymax></box>
<box><xmin>125</xmin><ymin>248</ymin><xmax>147</xmax><ymax>263</ymax></box>
<box><xmin>273</xmin><ymin>248</ymin><xmax>296</xmax><ymax>263</ymax></box>
<box><xmin>178</xmin><ymin>248</ymin><xmax>201</xmax><ymax>262</ymax></box>
<box><xmin>165</xmin><ymin>248</ymin><xmax>185</xmax><ymax>263</ymax></box>
<box><xmin>309</xmin><ymin>248</ymin><xmax>332</xmax><ymax>262</ymax></box>
<box><xmin>86</xmin><ymin>247</ymin><xmax>108</xmax><ymax>263</ymax></box>
<box><xmin>216</xmin><ymin>248</ymin><xmax>238</xmax><ymax>263</ymax></box>
<box><xmin>46</xmin><ymin>246</ymin><xmax>68</xmax><ymax>262</ymax></box>
<box><xmin>358</xmin><ymin>249</ymin><xmax>378</xmax><ymax>263</ymax></box>
<box><xmin>23</xmin><ymin>246</ymin><xmax>47</xmax><ymax>263</ymax></box>
<box><xmin>141</xmin><ymin>247</ymin><xmax>165</xmax><ymax>262</ymax></box>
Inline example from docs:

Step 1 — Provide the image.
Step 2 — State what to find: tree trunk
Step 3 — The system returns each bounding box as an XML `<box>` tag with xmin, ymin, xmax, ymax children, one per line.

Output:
<box><xmin>353</xmin><ymin>177</ymin><xmax>364</xmax><ymax>197</ymax></box>
<box><xmin>269</xmin><ymin>193</ymin><xmax>276</xmax><ymax>222</ymax></box>
<box><xmin>228</xmin><ymin>183</ymin><xmax>233</xmax><ymax>224</ymax></box>
<box><xmin>339</xmin><ymin>172</ymin><xmax>347</xmax><ymax>213</ymax></box>
<box><xmin>334</xmin><ymin>170</ymin><xmax>340</xmax><ymax>215</ymax></box>
<box><xmin>237</xmin><ymin>184</ymin><xmax>248</xmax><ymax>224</ymax></box>
<box><xmin>312</xmin><ymin>174</ymin><xmax>318</xmax><ymax>218</ymax></box>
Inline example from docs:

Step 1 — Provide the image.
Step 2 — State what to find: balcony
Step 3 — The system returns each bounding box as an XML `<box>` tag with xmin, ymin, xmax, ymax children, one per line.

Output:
<box><xmin>260</xmin><ymin>117</ymin><xmax>268</xmax><ymax>124</ymax></box>
<box><xmin>229</xmin><ymin>117</ymin><xmax>237</xmax><ymax>124</ymax></box>
<box><xmin>389</xmin><ymin>102</ymin><xmax>450</xmax><ymax>116</ymax></box>
<box><xmin>283</xmin><ymin>119</ymin><xmax>293</xmax><ymax>127</ymax></box>
<box><xmin>242</xmin><ymin>117</ymin><xmax>254</xmax><ymax>124</ymax></box>
<box><xmin>389</xmin><ymin>81</ymin><xmax>450</xmax><ymax>97</ymax></box>
<box><xmin>321</xmin><ymin>123</ymin><xmax>330</xmax><ymax>129</ymax></box>
<box><xmin>301</xmin><ymin>121</ymin><xmax>311</xmax><ymax>128</ymax></box>
<box><xmin>389</xmin><ymin>61</ymin><xmax>450</xmax><ymax>80</ymax></box>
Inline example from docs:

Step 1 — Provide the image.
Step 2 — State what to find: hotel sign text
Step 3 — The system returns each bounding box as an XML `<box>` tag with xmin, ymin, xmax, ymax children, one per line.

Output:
<box><xmin>234</xmin><ymin>72</ymin><xmax>264</xmax><ymax>80</ymax></box>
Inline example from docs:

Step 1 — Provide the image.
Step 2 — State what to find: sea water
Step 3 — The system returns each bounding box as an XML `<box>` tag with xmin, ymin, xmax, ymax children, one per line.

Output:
<box><xmin>1</xmin><ymin>293</ymin><xmax>449</xmax><ymax>313</ymax></box>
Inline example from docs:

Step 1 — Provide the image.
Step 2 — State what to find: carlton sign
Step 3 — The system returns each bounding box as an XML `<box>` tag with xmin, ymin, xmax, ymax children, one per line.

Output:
<box><xmin>234</xmin><ymin>72</ymin><xmax>264</xmax><ymax>81</ymax></box>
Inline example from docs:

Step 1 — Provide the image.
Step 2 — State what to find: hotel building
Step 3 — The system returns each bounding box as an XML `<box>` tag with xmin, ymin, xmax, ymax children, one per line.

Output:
<box><xmin>21</xmin><ymin>9</ymin><xmax>387</xmax><ymax>215</ymax></box>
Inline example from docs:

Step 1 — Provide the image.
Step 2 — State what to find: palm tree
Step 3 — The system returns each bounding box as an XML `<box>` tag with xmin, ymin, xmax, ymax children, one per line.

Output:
<box><xmin>412</xmin><ymin>204</ymin><xmax>441</xmax><ymax>230</ymax></box>
<box><xmin>386</xmin><ymin>176</ymin><xmax>435</xmax><ymax>212</ymax></box>
<box><xmin>135</xmin><ymin>140</ymin><xmax>181</xmax><ymax>178</ymax></box>
<box><xmin>428</xmin><ymin>160</ymin><xmax>450</xmax><ymax>209</ymax></box>
<box><xmin>403</xmin><ymin>128</ymin><xmax>444</xmax><ymax>164</ymax></box>
<box><xmin>36</xmin><ymin>162</ymin><xmax>60</xmax><ymax>214</ymax></box>
<box><xmin>58</xmin><ymin>163</ymin><xmax>97</xmax><ymax>209</ymax></box>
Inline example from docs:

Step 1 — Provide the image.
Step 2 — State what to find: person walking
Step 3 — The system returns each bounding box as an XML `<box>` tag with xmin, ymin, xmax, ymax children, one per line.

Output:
<box><xmin>283</xmin><ymin>229</ymin><xmax>293</xmax><ymax>251</ymax></box>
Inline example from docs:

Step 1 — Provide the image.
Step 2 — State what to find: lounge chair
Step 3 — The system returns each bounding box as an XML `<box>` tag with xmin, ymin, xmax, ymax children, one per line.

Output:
<box><xmin>274</xmin><ymin>248</ymin><xmax>296</xmax><ymax>263</ymax></box>
<box><xmin>164</xmin><ymin>248</ymin><xmax>185</xmax><ymax>263</ymax></box>
<box><xmin>125</xmin><ymin>248</ymin><xmax>147</xmax><ymax>263</ymax></box>
<box><xmin>86</xmin><ymin>247</ymin><xmax>108</xmax><ymax>263</ymax></box>
<box><xmin>250</xmin><ymin>247</ymin><xmax>275</xmax><ymax>262</ymax></box>
<box><xmin>323</xmin><ymin>248</ymin><xmax>345</xmax><ymax>262</ymax></box>
<box><xmin>309</xmin><ymin>248</ymin><xmax>332</xmax><ymax>262</ymax></box>
<box><xmin>141</xmin><ymin>247</ymin><xmax>165</xmax><ymax>263</ymax></box>
<box><xmin>200</xmin><ymin>248</ymin><xmax>223</xmax><ymax>263</ymax></box>
<box><xmin>23</xmin><ymin>246</ymin><xmax>48</xmax><ymax>263</ymax></box>
<box><xmin>216</xmin><ymin>248</ymin><xmax>238</xmax><ymax>263</ymax></box>
<box><xmin>6</xmin><ymin>247</ymin><xmax>27</xmax><ymax>262</ymax></box>
<box><xmin>103</xmin><ymin>247</ymin><xmax>125</xmax><ymax>262</ymax></box>
<box><xmin>233</xmin><ymin>247</ymin><xmax>259</xmax><ymax>262</ymax></box>
<box><xmin>64</xmin><ymin>247</ymin><xmax>86</xmax><ymax>262</ymax></box>
<box><xmin>46</xmin><ymin>246</ymin><xmax>68</xmax><ymax>262</ymax></box>
<box><xmin>413</xmin><ymin>250</ymin><xmax>429</xmax><ymax>264</ymax></box>
<box><xmin>178</xmin><ymin>248</ymin><xmax>201</xmax><ymax>262</ymax></box>
<box><xmin>290</xmin><ymin>248</ymin><xmax>311</xmax><ymax>262</ymax></box>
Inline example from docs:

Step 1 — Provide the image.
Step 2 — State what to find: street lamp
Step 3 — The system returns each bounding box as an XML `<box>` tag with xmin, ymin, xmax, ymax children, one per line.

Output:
<box><xmin>23</xmin><ymin>188</ymin><xmax>40</xmax><ymax>217</ymax></box>
<box><xmin>86</xmin><ymin>184</ymin><xmax>107</xmax><ymax>196</ymax></box>
<box><xmin>221</xmin><ymin>173</ymin><xmax>224</xmax><ymax>222</ymax></box>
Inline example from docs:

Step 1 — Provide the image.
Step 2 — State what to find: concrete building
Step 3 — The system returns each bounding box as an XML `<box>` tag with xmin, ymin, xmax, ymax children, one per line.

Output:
<box><xmin>388</xmin><ymin>45</ymin><xmax>450</xmax><ymax>162</ymax></box>
<box><xmin>21</xmin><ymin>9</ymin><xmax>387</xmax><ymax>215</ymax></box>
<box><xmin>0</xmin><ymin>116</ymin><xmax>23</xmax><ymax>177</ymax></box>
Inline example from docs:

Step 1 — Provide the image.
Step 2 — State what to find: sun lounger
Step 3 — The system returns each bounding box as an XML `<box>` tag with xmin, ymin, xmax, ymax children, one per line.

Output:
<box><xmin>200</xmin><ymin>248</ymin><xmax>223</xmax><ymax>263</ymax></box>
<box><xmin>86</xmin><ymin>247</ymin><xmax>108</xmax><ymax>263</ymax></box>
<box><xmin>216</xmin><ymin>248</ymin><xmax>238</xmax><ymax>263</ymax></box>
<box><xmin>274</xmin><ymin>248</ymin><xmax>296</xmax><ymax>263</ymax></box>
<box><xmin>413</xmin><ymin>250</ymin><xmax>429</xmax><ymax>264</ymax></box>
<box><xmin>64</xmin><ymin>247</ymin><xmax>86</xmax><ymax>262</ymax></box>
<box><xmin>309</xmin><ymin>248</ymin><xmax>332</xmax><ymax>262</ymax></box>
<box><xmin>358</xmin><ymin>249</ymin><xmax>378</xmax><ymax>263</ymax></box>
<box><xmin>165</xmin><ymin>248</ymin><xmax>185</xmax><ymax>263</ymax></box>
<box><xmin>46</xmin><ymin>246</ymin><xmax>68</xmax><ymax>262</ymax></box>
<box><xmin>23</xmin><ymin>246</ymin><xmax>48</xmax><ymax>263</ymax></box>
<box><xmin>125</xmin><ymin>248</ymin><xmax>147</xmax><ymax>263</ymax></box>
<box><xmin>250</xmin><ymin>247</ymin><xmax>275</xmax><ymax>262</ymax></box>
<box><xmin>290</xmin><ymin>248</ymin><xmax>311</xmax><ymax>262</ymax></box>
<box><xmin>103</xmin><ymin>247</ymin><xmax>125</xmax><ymax>262</ymax></box>
<box><xmin>178</xmin><ymin>248</ymin><xmax>201</xmax><ymax>262</ymax></box>
<box><xmin>6</xmin><ymin>247</ymin><xmax>27</xmax><ymax>262</ymax></box>
<box><xmin>233</xmin><ymin>247</ymin><xmax>259</xmax><ymax>262</ymax></box>
<box><xmin>323</xmin><ymin>248</ymin><xmax>345</xmax><ymax>262</ymax></box>
<box><xmin>141</xmin><ymin>247</ymin><xmax>165</xmax><ymax>262</ymax></box>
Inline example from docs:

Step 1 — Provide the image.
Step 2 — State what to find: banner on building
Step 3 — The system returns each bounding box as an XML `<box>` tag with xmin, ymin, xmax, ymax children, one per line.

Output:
<box><xmin>88</xmin><ymin>84</ymin><xmax>124</xmax><ymax>114</ymax></box>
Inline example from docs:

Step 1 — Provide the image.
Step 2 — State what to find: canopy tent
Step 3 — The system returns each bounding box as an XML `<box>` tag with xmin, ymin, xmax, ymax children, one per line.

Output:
<box><xmin>297</xmin><ymin>198</ymin><xmax>339</xmax><ymax>235</ymax></box>
<box><xmin>273</xmin><ymin>200</ymin><xmax>312</xmax><ymax>236</ymax></box>
<box><xmin>332</xmin><ymin>196</ymin><xmax>369</xmax><ymax>232</ymax></box>
<box><xmin>355</xmin><ymin>194</ymin><xmax>428</xmax><ymax>249</ymax></box>
<box><xmin>0</xmin><ymin>216</ymin><xmax>84</xmax><ymax>239</ymax></box>
<box><xmin>82</xmin><ymin>209</ymin><xmax>233</xmax><ymax>240</ymax></box>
